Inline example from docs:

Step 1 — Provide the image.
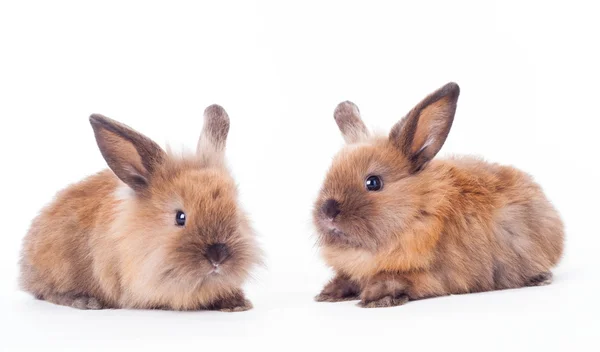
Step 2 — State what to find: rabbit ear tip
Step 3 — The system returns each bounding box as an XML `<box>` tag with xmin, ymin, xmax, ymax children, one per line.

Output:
<box><xmin>89</xmin><ymin>114</ymin><xmax>106</xmax><ymax>124</ymax></box>
<box><xmin>204</xmin><ymin>104</ymin><xmax>229</xmax><ymax>120</ymax></box>
<box><xmin>334</xmin><ymin>101</ymin><xmax>359</xmax><ymax>119</ymax></box>
<box><xmin>334</xmin><ymin>100</ymin><xmax>362</xmax><ymax>124</ymax></box>
<box><xmin>332</xmin><ymin>101</ymin><xmax>369</xmax><ymax>144</ymax></box>
<box><xmin>441</xmin><ymin>82</ymin><xmax>460</xmax><ymax>99</ymax></box>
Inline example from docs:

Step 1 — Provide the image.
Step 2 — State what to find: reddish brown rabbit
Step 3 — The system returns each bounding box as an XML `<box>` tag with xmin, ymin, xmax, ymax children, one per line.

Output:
<box><xmin>20</xmin><ymin>105</ymin><xmax>261</xmax><ymax>311</ymax></box>
<box><xmin>313</xmin><ymin>83</ymin><xmax>564</xmax><ymax>308</ymax></box>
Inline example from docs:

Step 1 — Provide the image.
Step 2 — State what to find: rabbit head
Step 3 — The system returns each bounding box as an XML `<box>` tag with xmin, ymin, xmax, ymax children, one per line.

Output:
<box><xmin>313</xmin><ymin>83</ymin><xmax>460</xmax><ymax>252</ymax></box>
<box><xmin>90</xmin><ymin>105</ymin><xmax>260</xmax><ymax>307</ymax></box>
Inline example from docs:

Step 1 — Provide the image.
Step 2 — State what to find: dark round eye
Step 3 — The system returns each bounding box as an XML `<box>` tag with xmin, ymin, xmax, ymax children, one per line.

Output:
<box><xmin>175</xmin><ymin>210</ymin><xmax>186</xmax><ymax>226</ymax></box>
<box><xmin>365</xmin><ymin>175</ymin><xmax>383</xmax><ymax>191</ymax></box>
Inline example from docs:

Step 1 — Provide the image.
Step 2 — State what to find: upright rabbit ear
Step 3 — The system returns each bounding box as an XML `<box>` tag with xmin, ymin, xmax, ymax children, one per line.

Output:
<box><xmin>197</xmin><ymin>104</ymin><xmax>230</xmax><ymax>167</ymax></box>
<box><xmin>389</xmin><ymin>82</ymin><xmax>460</xmax><ymax>173</ymax></box>
<box><xmin>334</xmin><ymin>101</ymin><xmax>370</xmax><ymax>144</ymax></box>
<box><xmin>90</xmin><ymin>114</ymin><xmax>166</xmax><ymax>193</ymax></box>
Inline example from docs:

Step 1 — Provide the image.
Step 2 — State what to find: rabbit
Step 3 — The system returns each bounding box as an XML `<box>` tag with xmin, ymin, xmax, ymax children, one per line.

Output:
<box><xmin>313</xmin><ymin>82</ymin><xmax>564</xmax><ymax>308</ymax></box>
<box><xmin>20</xmin><ymin>105</ymin><xmax>262</xmax><ymax>311</ymax></box>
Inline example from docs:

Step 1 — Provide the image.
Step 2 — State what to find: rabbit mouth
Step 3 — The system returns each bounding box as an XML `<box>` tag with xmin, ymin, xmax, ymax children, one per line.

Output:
<box><xmin>318</xmin><ymin>218</ymin><xmax>347</xmax><ymax>237</ymax></box>
<box><xmin>317</xmin><ymin>218</ymin><xmax>377</xmax><ymax>249</ymax></box>
<box><xmin>328</xmin><ymin>227</ymin><xmax>346</xmax><ymax>237</ymax></box>
<box><xmin>321</xmin><ymin>226</ymin><xmax>362</xmax><ymax>248</ymax></box>
<box><xmin>208</xmin><ymin>265</ymin><xmax>223</xmax><ymax>275</ymax></box>
<box><xmin>318</xmin><ymin>217</ymin><xmax>335</xmax><ymax>230</ymax></box>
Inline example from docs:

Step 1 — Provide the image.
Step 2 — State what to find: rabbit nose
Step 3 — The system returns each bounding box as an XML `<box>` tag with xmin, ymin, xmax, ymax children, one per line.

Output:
<box><xmin>205</xmin><ymin>243</ymin><xmax>229</xmax><ymax>266</ymax></box>
<box><xmin>322</xmin><ymin>199</ymin><xmax>341</xmax><ymax>219</ymax></box>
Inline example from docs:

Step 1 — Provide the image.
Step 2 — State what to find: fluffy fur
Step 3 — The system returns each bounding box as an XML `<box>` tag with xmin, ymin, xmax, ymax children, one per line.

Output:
<box><xmin>20</xmin><ymin>105</ymin><xmax>262</xmax><ymax>311</ymax></box>
<box><xmin>313</xmin><ymin>83</ymin><xmax>564</xmax><ymax>308</ymax></box>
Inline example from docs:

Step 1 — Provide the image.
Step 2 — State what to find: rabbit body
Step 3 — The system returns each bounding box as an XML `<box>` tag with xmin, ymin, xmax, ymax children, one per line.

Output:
<box><xmin>314</xmin><ymin>84</ymin><xmax>564</xmax><ymax>308</ymax></box>
<box><xmin>20</xmin><ymin>106</ymin><xmax>261</xmax><ymax>311</ymax></box>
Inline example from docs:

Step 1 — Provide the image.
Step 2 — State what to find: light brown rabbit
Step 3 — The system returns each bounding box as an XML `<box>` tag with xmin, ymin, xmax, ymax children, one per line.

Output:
<box><xmin>20</xmin><ymin>105</ymin><xmax>261</xmax><ymax>311</ymax></box>
<box><xmin>313</xmin><ymin>83</ymin><xmax>564</xmax><ymax>308</ymax></box>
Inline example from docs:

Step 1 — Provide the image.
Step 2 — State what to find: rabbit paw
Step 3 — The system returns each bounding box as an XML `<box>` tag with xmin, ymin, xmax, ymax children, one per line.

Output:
<box><xmin>526</xmin><ymin>272</ymin><xmax>553</xmax><ymax>287</ymax></box>
<box><xmin>315</xmin><ymin>274</ymin><xmax>361</xmax><ymax>302</ymax></box>
<box><xmin>358</xmin><ymin>273</ymin><xmax>410</xmax><ymax>308</ymax></box>
<box><xmin>358</xmin><ymin>294</ymin><xmax>409</xmax><ymax>308</ymax></box>
<box><xmin>41</xmin><ymin>293</ymin><xmax>106</xmax><ymax>310</ymax></box>
<box><xmin>206</xmin><ymin>291</ymin><xmax>253</xmax><ymax>312</ymax></box>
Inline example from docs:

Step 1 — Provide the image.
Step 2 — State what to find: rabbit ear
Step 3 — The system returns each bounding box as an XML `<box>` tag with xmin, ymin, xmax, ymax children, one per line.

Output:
<box><xmin>197</xmin><ymin>104</ymin><xmax>230</xmax><ymax>166</ymax></box>
<box><xmin>90</xmin><ymin>114</ymin><xmax>165</xmax><ymax>192</ymax></box>
<box><xmin>389</xmin><ymin>82</ymin><xmax>460</xmax><ymax>173</ymax></box>
<box><xmin>334</xmin><ymin>101</ymin><xmax>370</xmax><ymax>144</ymax></box>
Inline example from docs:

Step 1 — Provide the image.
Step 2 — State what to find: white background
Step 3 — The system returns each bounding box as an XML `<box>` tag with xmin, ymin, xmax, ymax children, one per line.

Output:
<box><xmin>1</xmin><ymin>0</ymin><xmax>598</xmax><ymax>351</ymax></box>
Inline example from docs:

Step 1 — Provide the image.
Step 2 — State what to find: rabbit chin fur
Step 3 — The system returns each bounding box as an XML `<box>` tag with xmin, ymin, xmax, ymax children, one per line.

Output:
<box><xmin>314</xmin><ymin>83</ymin><xmax>564</xmax><ymax>306</ymax></box>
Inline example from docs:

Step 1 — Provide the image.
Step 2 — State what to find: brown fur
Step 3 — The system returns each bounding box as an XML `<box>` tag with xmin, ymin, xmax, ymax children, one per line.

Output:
<box><xmin>314</xmin><ymin>83</ymin><xmax>564</xmax><ymax>308</ymax></box>
<box><xmin>20</xmin><ymin>105</ymin><xmax>262</xmax><ymax>311</ymax></box>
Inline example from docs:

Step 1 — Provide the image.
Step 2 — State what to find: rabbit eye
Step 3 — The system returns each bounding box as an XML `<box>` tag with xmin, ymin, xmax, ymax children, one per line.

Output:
<box><xmin>365</xmin><ymin>175</ymin><xmax>383</xmax><ymax>191</ymax></box>
<box><xmin>175</xmin><ymin>210</ymin><xmax>186</xmax><ymax>226</ymax></box>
